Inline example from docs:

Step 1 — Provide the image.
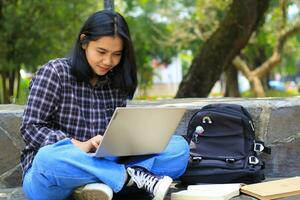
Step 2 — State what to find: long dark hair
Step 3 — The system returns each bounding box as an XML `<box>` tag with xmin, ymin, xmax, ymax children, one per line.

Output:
<box><xmin>70</xmin><ymin>10</ymin><xmax>137</xmax><ymax>99</ymax></box>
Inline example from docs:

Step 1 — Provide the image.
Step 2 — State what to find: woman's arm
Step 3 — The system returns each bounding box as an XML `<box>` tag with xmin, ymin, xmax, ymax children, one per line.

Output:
<box><xmin>20</xmin><ymin>63</ymin><xmax>66</xmax><ymax>150</ymax></box>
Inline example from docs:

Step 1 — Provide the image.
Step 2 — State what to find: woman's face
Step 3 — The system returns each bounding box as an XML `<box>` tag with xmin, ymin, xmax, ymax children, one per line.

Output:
<box><xmin>82</xmin><ymin>35</ymin><xmax>123</xmax><ymax>76</ymax></box>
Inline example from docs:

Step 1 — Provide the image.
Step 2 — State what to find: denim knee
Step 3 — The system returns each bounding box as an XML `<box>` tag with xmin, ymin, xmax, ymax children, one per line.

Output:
<box><xmin>32</xmin><ymin>144</ymin><xmax>56</xmax><ymax>170</ymax></box>
<box><xmin>145</xmin><ymin>135</ymin><xmax>189</xmax><ymax>176</ymax></box>
<box><xmin>167</xmin><ymin>135</ymin><xmax>190</xmax><ymax>156</ymax></box>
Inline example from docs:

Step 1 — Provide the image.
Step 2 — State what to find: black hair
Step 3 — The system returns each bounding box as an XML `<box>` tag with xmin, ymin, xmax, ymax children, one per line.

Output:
<box><xmin>70</xmin><ymin>10</ymin><xmax>137</xmax><ymax>99</ymax></box>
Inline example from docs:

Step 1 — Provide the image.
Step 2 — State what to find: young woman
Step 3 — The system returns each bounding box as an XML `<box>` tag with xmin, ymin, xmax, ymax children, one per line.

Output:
<box><xmin>20</xmin><ymin>10</ymin><xmax>189</xmax><ymax>200</ymax></box>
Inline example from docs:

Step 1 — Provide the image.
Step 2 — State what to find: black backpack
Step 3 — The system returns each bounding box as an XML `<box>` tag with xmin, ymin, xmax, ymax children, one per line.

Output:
<box><xmin>180</xmin><ymin>103</ymin><xmax>271</xmax><ymax>185</ymax></box>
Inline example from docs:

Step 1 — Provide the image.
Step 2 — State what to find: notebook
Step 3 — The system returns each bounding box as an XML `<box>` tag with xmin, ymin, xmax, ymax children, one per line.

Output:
<box><xmin>93</xmin><ymin>107</ymin><xmax>186</xmax><ymax>157</ymax></box>
<box><xmin>240</xmin><ymin>177</ymin><xmax>300</xmax><ymax>200</ymax></box>
<box><xmin>171</xmin><ymin>183</ymin><xmax>241</xmax><ymax>200</ymax></box>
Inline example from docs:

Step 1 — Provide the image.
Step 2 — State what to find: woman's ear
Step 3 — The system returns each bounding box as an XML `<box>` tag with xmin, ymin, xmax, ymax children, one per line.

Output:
<box><xmin>80</xmin><ymin>34</ymin><xmax>87</xmax><ymax>49</ymax></box>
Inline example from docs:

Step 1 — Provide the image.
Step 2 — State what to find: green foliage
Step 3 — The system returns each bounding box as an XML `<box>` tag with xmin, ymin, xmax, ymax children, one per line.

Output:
<box><xmin>179</xmin><ymin>51</ymin><xmax>193</xmax><ymax>76</ymax></box>
<box><xmin>242</xmin><ymin>0</ymin><xmax>300</xmax><ymax>76</ymax></box>
<box><xmin>2</xmin><ymin>0</ymin><xmax>300</xmax><ymax>103</ymax></box>
<box><xmin>117</xmin><ymin>0</ymin><xmax>231</xmax><ymax>93</ymax></box>
<box><xmin>0</xmin><ymin>0</ymin><xmax>102</xmax><ymax>103</ymax></box>
<box><xmin>118</xmin><ymin>0</ymin><xmax>180</xmax><ymax>92</ymax></box>
<box><xmin>0</xmin><ymin>0</ymin><xmax>101</xmax><ymax>71</ymax></box>
<box><xmin>15</xmin><ymin>78</ymin><xmax>30</xmax><ymax>105</ymax></box>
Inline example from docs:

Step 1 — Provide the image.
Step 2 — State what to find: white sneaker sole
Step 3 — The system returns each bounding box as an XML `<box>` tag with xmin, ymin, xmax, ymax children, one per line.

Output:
<box><xmin>153</xmin><ymin>176</ymin><xmax>173</xmax><ymax>200</ymax></box>
<box><xmin>73</xmin><ymin>183</ymin><xmax>113</xmax><ymax>200</ymax></box>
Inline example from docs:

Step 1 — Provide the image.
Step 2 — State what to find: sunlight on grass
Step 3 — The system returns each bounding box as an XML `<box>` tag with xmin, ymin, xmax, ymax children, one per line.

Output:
<box><xmin>241</xmin><ymin>90</ymin><xmax>299</xmax><ymax>97</ymax></box>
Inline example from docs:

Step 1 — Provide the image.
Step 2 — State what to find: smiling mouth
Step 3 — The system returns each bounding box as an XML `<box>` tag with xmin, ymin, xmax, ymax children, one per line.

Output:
<box><xmin>98</xmin><ymin>66</ymin><xmax>111</xmax><ymax>71</ymax></box>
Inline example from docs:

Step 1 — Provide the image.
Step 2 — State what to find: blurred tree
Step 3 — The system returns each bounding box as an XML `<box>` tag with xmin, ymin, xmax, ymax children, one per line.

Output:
<box><xmin>2</xmin><ymin>0</ymin><xmax>299</xmax><ymax>102</ymax></box>
<box><xmin>118</xmin><ymin>0</ymin><xmax>190</xmax><ymax>95</ymax></box>
<box><xmin>176</xmin><ymin>0</ymin><xmax>270</xmax><ymax>97</ymax></box>
<box><xmin>101</xmin><ymin>0</ymin><xmax>300</xmax><ymax>98</ymax></box>
<box><xmin>119</xmin><ymin>0</ymin><xmax>231</xmax><ymax>95</ymax></box>
<box><xmin>233</xmin><ymin>0</ymin><xmax>300</xmax><ymax>97</ymax></box>
<box><xmin>0</xmin><ymin>0</ymin><xmax>234</xmax><ymax>101</ymax></box>
<box><xmin>0</xmin><ymin>0</ymin><xmax>101</xmax><ymax>103</ymax></box>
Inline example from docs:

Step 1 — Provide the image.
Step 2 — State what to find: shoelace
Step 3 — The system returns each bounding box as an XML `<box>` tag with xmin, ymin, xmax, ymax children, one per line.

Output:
<box><xmin>132</xmin><ymin>170</ymin><xmax>158</xmax><ymax>194</ymax></box>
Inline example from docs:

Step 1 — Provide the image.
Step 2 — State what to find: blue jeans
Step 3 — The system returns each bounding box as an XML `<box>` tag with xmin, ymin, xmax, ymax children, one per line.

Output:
<box><xmin>22</xmin><ymin>135</ymin><xmax>189</xmax><ymax>200</ymax></box>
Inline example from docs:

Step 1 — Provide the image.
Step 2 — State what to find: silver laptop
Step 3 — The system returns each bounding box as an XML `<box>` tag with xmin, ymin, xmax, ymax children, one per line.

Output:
<box><xmin>93</xmin><ymin>107</ymin><xmax>186</xmax><ymax>157</ymax></box>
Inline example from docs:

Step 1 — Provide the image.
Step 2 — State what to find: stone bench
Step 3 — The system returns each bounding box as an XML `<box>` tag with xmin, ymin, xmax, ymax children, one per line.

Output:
<box><xmin>1</xmin><ymin>98</ymin><xmax>300</xmax><ymax>199</ymax></box>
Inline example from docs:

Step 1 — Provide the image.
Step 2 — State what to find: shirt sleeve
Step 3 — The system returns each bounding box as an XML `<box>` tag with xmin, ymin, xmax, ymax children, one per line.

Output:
<box><xmin>20</xmin><ymin>63</ymin><xmax>67</xmax><ymax>150</ymax></box>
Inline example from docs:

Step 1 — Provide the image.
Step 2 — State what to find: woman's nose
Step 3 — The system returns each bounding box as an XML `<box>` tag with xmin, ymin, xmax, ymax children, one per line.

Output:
<box><xmin>103</xmin><ymin>55</ymin><xmax>112</xmax><ymax>66</ymax></box>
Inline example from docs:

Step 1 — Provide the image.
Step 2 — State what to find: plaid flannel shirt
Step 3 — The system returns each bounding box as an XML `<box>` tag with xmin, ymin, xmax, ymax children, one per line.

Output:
<box><xmin>20</xmin><ymin>58</ymin><xmax>127</xmax><ymax>176</ymax></box>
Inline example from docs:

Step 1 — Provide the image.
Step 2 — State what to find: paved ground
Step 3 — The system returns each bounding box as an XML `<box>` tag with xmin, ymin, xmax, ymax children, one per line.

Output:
<box><xmin>0</xmin><ymin>187</ymin><xmax>25</xmax><ymax>200</ymax></box>
<box><xmin>1</xmin><ymin>183</ymin><xmax>299</xmax><ymax>200</ymax></box>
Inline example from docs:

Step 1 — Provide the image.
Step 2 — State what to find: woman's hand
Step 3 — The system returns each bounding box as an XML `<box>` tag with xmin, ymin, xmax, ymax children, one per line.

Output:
<box><xmin>71</xmin><ymin>135</ymin><xmax>103</xmax><ymax>153</ymax></box>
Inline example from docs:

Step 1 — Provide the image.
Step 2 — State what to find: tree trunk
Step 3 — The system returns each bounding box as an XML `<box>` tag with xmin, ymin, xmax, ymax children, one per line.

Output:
<box><xmin>252</xmin><ymin>76</ymin><xmax>265</xmax><ymax>97</ymax></box>
<box><xmin>0</xmin><ymin>69</ymin><xmax>18</xmax><ymax>103</ymax></box>
<box><xmin>8</xmin><ymin>70</ymin><xmax>15</xmax><ymax>98</ymax></box>
<box><xmin>225</xmin><ymin>66</ymin><xmax>240</xmax><ymax>97</ymax></box>
<box><xmin>176</xmin><ymin>0</ymin><xmax>270</xmax><ymax>98</ymax></box>
<box><xmin>232</xmin><ymin>17</ymin><xmax>300</xmax><ymax>97</ymax></box>
<box><xmin>261</xmin><ymin>74</ymin><xmax>269</xmax><ymax>91</ymax></box>
<box><xmin>1</xmin><ymin>72</ymin><xmax>10</xmax><ymax>103</ymax></box>
<box><xmin>16</xmin><ymin>69</ymin><xmax>21</xmax><ymax>99</ymax></box>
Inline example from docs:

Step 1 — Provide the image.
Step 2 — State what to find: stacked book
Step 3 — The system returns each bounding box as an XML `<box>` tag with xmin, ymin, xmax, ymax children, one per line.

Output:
<box><xmin>171</xmin><ymin>183</ymin><xmax>241</xmax><ymax>200</ymax></box>
<box><xmin>171</xmin><ymin>177</ymin><xmax>300</xmax><ymax>200</ymax></box>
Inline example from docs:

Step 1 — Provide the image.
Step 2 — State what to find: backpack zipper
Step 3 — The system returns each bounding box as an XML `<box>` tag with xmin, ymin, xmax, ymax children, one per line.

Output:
<box><xmin>249</xmin><ymin>120</ymin><xmax>255</xmax><ymax>132</ymax></box>
<box><xmin>191</xmin><ymin>155</ymin><xmax>244</xmax><ymax>163</ymax></box>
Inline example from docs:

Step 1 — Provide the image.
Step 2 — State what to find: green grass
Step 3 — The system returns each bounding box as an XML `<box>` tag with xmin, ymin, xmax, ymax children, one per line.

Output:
<box><xmin>134</xmin><ymin>95</ymin><xmax>175</xmax><ymax>100</ymax></box>
<box><xmin>8</xmin><ymin>78</ymin><xmax>300</xmax><ymax>105</ymax></box>
<box><xmin>135</xmin><ymin>89</ymin><xmax>299</xmax><ymax>100</ymax></box>
<box><xmin>241</xmin><ymin>89</ymin><xmax>299</xmax><ymax>97</ymax></box>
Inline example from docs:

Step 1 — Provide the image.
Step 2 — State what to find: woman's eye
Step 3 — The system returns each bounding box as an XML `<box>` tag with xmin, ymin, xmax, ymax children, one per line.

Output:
<box><xmin>98</xmin><ymin>51</ymin><xmax>105</xmax><ymax>54</ymax></box>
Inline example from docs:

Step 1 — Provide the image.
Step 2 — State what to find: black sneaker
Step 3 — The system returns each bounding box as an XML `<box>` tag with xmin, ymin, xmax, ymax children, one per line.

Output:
<box><xmin>126</xmin><ymin>167</ymin><xmax>173</xmax><ymax>200</ymax></box>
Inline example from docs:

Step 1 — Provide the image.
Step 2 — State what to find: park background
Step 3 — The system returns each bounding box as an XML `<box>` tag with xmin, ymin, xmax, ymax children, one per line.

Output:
<box><xmin>0</xmin><ymin>0</ymin><xmax>300</xmax><ymax>104</ymax></box>
<box><xmin>1</xmin><ymin>1</ymin><xmax>300</xmax><ymax>199</ymax></box>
